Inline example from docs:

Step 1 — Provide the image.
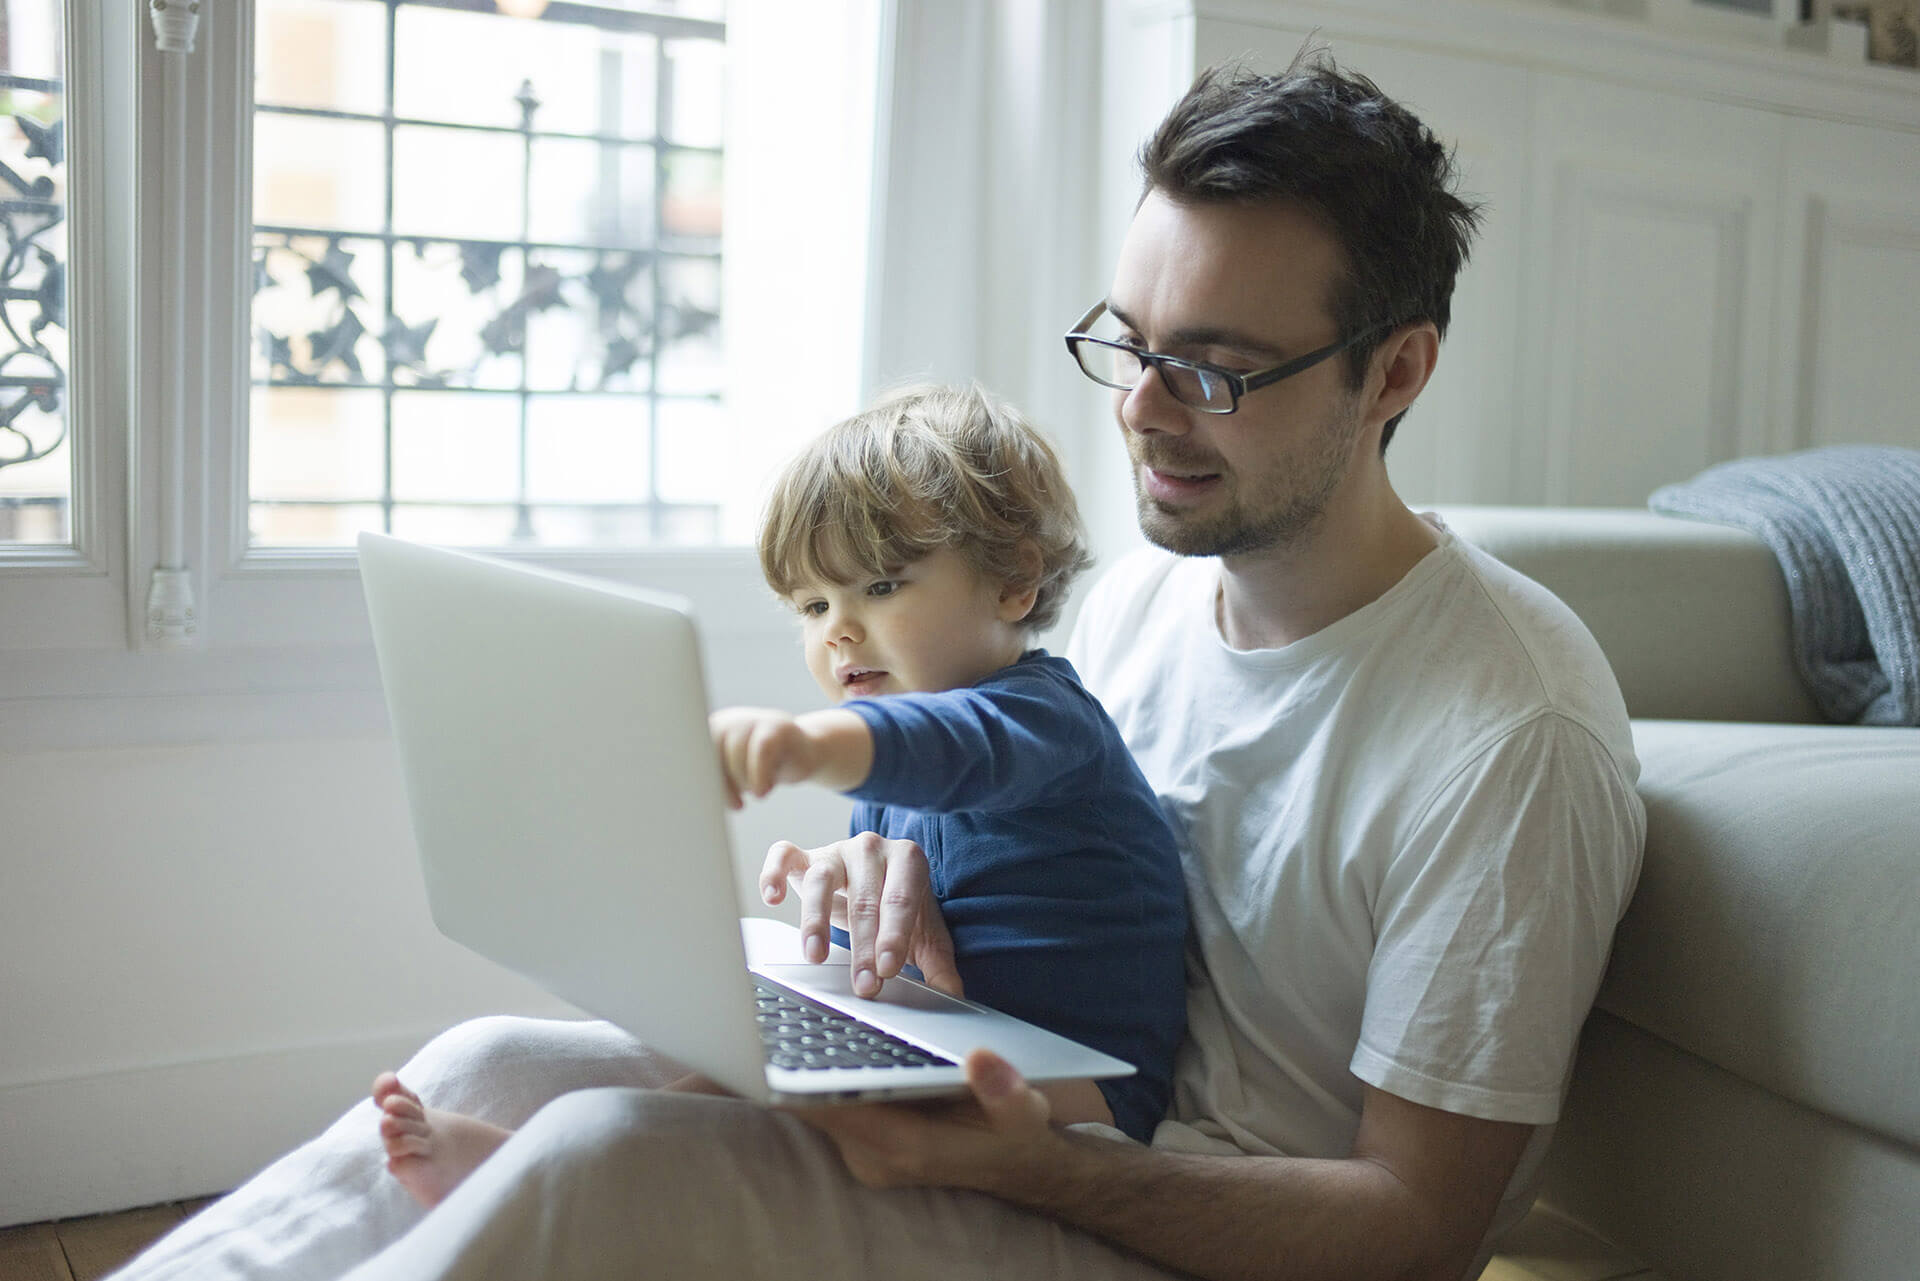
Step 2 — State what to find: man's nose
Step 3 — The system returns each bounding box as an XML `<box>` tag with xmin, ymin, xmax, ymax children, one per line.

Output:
<box><xmin>1119</xmin><ymin>363</ymin><xmax>1193</xmax><ymax>437</ymax></box>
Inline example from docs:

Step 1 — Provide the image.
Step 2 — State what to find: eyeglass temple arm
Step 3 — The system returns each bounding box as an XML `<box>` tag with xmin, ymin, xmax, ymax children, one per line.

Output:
<box><xmin>1239</xmin><ymin>322</ymin><xmax>1396</xmax><ymax>394</ymax></box>
<box><xmin>1066</xmin><ymin>300</ymin><xmax>1108</xmax><ymax>337</ymax></box>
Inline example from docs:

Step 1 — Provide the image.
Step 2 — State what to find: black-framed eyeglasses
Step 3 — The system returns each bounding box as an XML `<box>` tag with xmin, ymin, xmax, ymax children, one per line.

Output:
<box><xmin>1063</xmin><ymin>301</ymin><xmax>1392</xmax><ymax>415</ymax></box>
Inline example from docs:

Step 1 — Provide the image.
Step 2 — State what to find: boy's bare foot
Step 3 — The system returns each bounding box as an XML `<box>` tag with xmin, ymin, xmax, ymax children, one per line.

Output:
<box><xmin>372</xmin><ymin>1071</ymin><xmax>513</xmax><ymax>1209</ymax></box>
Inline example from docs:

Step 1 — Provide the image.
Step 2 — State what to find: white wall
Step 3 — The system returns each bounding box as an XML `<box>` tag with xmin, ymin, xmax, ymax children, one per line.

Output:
<box><xmin>0</xmin><ymin>615</ymin><xmax>852</xmax><ymax>1224</ymax></box>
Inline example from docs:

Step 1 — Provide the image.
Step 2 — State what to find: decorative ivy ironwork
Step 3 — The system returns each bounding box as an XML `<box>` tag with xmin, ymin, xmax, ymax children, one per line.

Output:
<box><xmin>0</xmin><ymin>75</ymin><xmax>66</xmax><ymax>478</ymax></box>
<box><xmin>250</xmin><ymin>1</ymin><xmax>727</xmax><ymax>545</ymax></box>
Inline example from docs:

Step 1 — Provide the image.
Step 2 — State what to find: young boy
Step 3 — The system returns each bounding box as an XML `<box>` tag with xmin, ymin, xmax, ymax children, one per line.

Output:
<box><xmin>373</xmin><ymin>384</ymin><xmax>1187</xmax><ymax>1203</ymax></box>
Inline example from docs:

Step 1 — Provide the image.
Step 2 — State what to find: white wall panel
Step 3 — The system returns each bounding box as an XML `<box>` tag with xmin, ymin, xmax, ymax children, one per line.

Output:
<box><xmin>1776</xmin><ymin>118</ymin><xmax>1920</xmax><ymax>455</ymax></box>
<box><xmin>1802</xmin><ymin>209</ymin><xmax>1920</xmax><ymax>449</ymax></box>
<box><xmin>1524</xmin><ymin>77</ymin><xmax>1781</xmax><ymax>505</ymax></box>
<box><xmin>1547</xmin><ymin>171</ymin><xmax>1753</xmax><ymax>504</ymax></box>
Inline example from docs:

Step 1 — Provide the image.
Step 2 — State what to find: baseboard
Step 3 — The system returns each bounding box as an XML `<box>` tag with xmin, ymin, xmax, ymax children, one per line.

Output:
<box><xmin>0</xmin><ymin>1030</ymin><xmax>444</xmax><ymax>1227</ymax></box>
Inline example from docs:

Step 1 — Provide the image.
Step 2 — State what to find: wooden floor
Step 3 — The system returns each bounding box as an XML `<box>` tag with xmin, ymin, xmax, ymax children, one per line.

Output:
<box><xmin>0</xmin><ymin>1197</ymin><xmax>1658</xmax><ymax>1281</ymax></box>
<box><xmin>0</xmin><ymin>1200</ymin><xmax>218</xmax><ymax>1281</ymax></box>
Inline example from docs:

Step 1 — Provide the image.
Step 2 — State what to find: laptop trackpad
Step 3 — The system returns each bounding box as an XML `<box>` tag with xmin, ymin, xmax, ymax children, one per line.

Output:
<box><xmin>753</xmin><ymin>963</ymin><xmax>974</xmax><ymax>1015</ymax></box>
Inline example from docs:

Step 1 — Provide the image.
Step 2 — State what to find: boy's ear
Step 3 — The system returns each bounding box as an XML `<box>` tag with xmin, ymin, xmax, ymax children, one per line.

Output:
<box><xmin>997</xmin><ymin>543</ymin><xmax>1044</xmax><ymax>624</ymax></box>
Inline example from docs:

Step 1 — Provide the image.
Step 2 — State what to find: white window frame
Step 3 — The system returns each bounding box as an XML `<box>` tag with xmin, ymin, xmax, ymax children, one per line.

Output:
<box><xmin>0</xmin><ymin>0</ymin><xmax>130</xmax><ymax>656</ymax></box>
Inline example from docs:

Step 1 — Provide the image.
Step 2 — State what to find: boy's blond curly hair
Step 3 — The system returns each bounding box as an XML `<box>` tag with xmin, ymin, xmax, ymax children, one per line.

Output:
<box><xmin>759</xmin><ymin>383</ymin><xmax>1093</xmax><ymax>633</ymax></box>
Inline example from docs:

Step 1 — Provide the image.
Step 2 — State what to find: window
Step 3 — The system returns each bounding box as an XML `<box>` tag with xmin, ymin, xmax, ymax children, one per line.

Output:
<box><xmin>0</xmin><ymin>0</ymin><xmax>880</xmax><ymax>735</ymax></box>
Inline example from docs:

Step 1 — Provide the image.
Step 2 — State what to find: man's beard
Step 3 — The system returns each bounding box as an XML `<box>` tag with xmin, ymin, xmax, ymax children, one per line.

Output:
<box><xmin>1132</xmin><ymin>406</ymin><xmax>1361</xmax><ymax>558</ymax></box>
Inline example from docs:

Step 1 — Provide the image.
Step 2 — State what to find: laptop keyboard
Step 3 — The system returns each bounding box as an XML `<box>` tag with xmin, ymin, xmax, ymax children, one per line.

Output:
<box><xmin>753</xmin><ymin>976</ymin><xmax>957</xmax><ymax>1071</ymax></box>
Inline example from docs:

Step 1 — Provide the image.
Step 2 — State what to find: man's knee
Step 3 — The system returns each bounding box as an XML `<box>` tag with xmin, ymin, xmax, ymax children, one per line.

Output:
<box><xmin>513</xmin><ymin>1088</ymin><xmax>831</xmax><ymax>1193</ymax></box>
<box><xmin>403</xmin><ymin>1016</ymin><xmax>535</xmax><ymax>1081</ymax></box>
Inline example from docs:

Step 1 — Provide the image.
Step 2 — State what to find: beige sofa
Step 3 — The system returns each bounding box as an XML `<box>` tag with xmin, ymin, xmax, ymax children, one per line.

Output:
<box><xmin>1440</xmin><ymin>507</ymin><xmax>1920</xmax><ymax>1281</ymax></box>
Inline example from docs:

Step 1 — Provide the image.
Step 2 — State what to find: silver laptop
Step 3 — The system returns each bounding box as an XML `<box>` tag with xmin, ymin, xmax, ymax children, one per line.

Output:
<box><xmin>357</xmin><ymin>532</ymin><xmax>1134</xmax><ymax>1104</ymax></box>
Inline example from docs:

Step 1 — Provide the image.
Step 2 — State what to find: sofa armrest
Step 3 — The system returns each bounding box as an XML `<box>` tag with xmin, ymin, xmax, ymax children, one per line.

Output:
<box><xmin>1432</xmin><ymin>506</ymin><xmax>1822</xmax><ymax>724</ymax></box>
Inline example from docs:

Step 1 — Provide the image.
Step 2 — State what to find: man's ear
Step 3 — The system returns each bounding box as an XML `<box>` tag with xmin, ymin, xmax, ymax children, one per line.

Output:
<box><xmin>1364</xmin><ymin>322</ymin><xmax>1439</xmax><ymax>433</ymax></box>
<box><xmin>998</xmin><ymin>544</ymin><xmax>1044</xmax><ymax>624</ymax></box>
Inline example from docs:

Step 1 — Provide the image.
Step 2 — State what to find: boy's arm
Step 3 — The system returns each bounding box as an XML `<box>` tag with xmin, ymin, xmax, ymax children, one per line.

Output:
<box><xmin>709</xmin><ymin>706</ymin><xmax>873</xmax><ymax>808</ymax></box>
<box><xmin>844</xmin><ymin>677</ymin><xmax>1099</xmax><ymax>813</ymax></box>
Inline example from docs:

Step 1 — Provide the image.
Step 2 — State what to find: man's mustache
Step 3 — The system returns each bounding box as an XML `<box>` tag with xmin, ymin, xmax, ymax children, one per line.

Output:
<box><xmin>1131</xmin><ymin>444</ymin><xmax>1227</xmax><ymax>475</ymax></box>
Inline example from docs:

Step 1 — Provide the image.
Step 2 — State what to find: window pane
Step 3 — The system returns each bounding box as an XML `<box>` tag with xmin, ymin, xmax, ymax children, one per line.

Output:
<box><xmin>389</xmin><ymin>238</ymin><xmax>528</xmax><ymax>392</ymax></box>
<box><xmin>249</xmin><ymin>387</ymin><xmax>386</xmax><ymax>503</ymax></box>
<box><xmin>0</xmin><ymin>0</ymin><xmax>69</xmax><ymax>546</ymax></box>
<box><xmin>255</xmin><ymin>0</ymin><xmax>387</xmax><ymax>116</ymax></box>
<box><xmin>391</xmin><ymin>391</ymin><xmax>520</xmax><ymax>504</ymax></box>
<box><xmin>665</xmin><ymin>38</ymin><xmax>724</xmax><ymax>148</ymax></box>
<box><xmin>254</xmin><ymin>114</ymin><xmax>388</xmax><ymax>235</ymax></box>
<box><xmin>251</xmin><ymin>0</ymin><xmax>729</xmax><ymax>548</ymax></box>
<box><xmin>528</xmin><ymin>137</ymin><xmax>657</xmax><ymax>247</ymax></box>
<box><xmin>657</xmin><ymin>257</ymin><xmax>720</xmax><ymax>394</ymax></box>
<box><xmin>253</xmin><ymin>233</ymin><xmax>389</xmax><ymax>385</ymax></box>
<box><xmin>526</xmin><ymin>394</ymin><xmax>650</xmax><ymax>504</ymax></box>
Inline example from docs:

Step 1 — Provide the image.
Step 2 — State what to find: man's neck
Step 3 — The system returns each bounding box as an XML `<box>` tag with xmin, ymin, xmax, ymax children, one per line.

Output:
<box><xmin>1214</xmin><ymin>482</ymin><xmax>1438</xmax><ymax>652</ymax></box>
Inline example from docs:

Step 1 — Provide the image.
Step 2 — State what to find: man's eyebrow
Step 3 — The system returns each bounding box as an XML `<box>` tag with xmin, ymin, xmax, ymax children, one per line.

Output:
<box><xmin>1105</xmin><ymin>301</ymin><xmax>1292</xmax><ymax>359</ymax></box>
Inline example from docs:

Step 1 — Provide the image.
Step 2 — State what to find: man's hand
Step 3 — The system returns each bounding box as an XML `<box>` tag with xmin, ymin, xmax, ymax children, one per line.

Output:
<box><xmin>760</xmin><ymin>832</ymin><xmax>961</xmax><ymax>999</ymax></box>
<box><xmin>709</xmin><ymin>706</ymin><xmax>873</xmax><ymax>809</ymax></box>
<box><xmin>796</xmin><ymin>1049</ymin><xmax>1058</xmax><ymax>1192</ymax></box>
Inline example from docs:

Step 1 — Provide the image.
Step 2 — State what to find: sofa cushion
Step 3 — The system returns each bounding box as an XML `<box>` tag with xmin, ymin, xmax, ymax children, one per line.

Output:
<box><xmin>1435</xmin><ymin>506</ymin><xmax>1823</xmax><ymax>723</ymax></box>
<box><xmin>1599</xmin><ymin>720</ymin><xmax>1920</xmax><ymax>1146</ymax></box>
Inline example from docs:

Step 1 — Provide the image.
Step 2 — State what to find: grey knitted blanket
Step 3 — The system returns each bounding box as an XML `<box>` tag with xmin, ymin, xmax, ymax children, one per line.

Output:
<box><xmin>1648</xmin><ymin>446</ymin><xmax>1920</xmax><ymax>726</ymax></box>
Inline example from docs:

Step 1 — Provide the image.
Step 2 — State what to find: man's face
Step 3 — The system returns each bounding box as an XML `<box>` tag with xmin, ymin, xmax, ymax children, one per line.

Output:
<box><xmin>1106</xmin><ymin>191</ymin><xmax>1370</xmax><ymax>558</ymax></box>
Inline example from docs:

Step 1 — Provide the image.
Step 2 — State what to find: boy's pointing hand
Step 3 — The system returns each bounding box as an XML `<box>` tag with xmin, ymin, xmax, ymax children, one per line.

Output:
<box><xmin>709</xmin><ymin>706</ymin><xmax>876</xmax><ymax>808</ymax></box>
<box><xmin>709</xmin><ymin>707</ymin><xmax>821</xmax><ymax>808</ymax></box>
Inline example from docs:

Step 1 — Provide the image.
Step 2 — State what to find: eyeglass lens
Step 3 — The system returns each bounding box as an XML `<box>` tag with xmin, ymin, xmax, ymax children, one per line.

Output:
<box><xmin>1075</xmin><ymin>341</ymin><xmax>1233</xmax><ymax>411</ymax></box>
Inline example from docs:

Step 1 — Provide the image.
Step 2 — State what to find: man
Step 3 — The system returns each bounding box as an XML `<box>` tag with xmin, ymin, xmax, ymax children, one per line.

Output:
<box><xmin>118</xmin><ymin>55</ymin><xmax>1642</xmax><ymax>1281</ymax></box>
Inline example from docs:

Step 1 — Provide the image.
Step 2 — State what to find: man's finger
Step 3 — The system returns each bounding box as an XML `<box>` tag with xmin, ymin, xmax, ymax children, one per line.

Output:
<box><xmin>799</xmin><ymin>857</ymin><xmax>847</xmax><ymax>965</ymax></box>
<box><xmin>869</xmin><ymin>839</ymin><xmax>928</xmax><ymax>984</ymax></box>
<box><xmin>759</xmin><ymin>840</ymin><xmax>809</xmax><ymax>906</ymax></box>
<box><xmin>840</xmin><ymin>836</ymin><xmax>889</xmax><ymax>996</ymax></box>
<box><xmin>910</xmin><ymin>895</ymin><xmax>965</xmax><ymax>997</ymax></box>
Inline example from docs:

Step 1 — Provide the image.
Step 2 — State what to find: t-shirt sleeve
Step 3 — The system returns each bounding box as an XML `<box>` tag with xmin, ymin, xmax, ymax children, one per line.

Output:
<box><xmin>842</xmin><ymin>671</ymin><xmax>1101</xmax><ymax>813</ymax></box>
<box><xmin>1350</xmin><ymin>711</ymin><xmax>1646</xmax><ymax>1125</ymax></box>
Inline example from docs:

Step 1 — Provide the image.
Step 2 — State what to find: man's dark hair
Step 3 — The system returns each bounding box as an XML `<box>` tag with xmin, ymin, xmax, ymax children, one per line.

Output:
<box><xmin>1139</xmin><ymin>50</ymin><xmax>1483</xmax><ymax>451</ymax></box>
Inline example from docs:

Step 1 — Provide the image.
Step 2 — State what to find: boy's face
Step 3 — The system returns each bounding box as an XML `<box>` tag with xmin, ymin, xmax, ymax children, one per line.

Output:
<box><xmin>787</xmin><ymin>546</ymin><xmax>1031</xmax><ymax>702</ymax></box>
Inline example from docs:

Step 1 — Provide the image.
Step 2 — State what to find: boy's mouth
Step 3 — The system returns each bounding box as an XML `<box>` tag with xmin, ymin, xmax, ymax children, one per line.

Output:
<box><xmin>838</xmin><ymin>666</ymin><xmax>887</xmax><ymax>694</ymax></box>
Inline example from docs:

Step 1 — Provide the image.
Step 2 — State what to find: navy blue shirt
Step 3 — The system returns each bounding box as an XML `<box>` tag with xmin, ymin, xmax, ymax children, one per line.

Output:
<box><xmin>835</xmin><ymin>651</ymin><xmax>1187</xmax><ymax>1142</ymax></box>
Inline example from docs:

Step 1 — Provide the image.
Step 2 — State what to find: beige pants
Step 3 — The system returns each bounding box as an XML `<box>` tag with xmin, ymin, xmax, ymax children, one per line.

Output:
<box><xmin>114</xmin><ymin>1016</ymin><xmax>1180</xmax><ymax>1281</ymax></box>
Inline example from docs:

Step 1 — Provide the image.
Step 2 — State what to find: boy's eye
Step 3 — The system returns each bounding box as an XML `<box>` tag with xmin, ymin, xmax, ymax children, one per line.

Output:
<box><xmin>798</xmin><ymin>599</ymin><xmax>828</xmax><ymax>617</ymax></box>
<box><xmin>866</xmin><ymin>580</ymin><xmax>899</xmax><ymax>599</ymax></box>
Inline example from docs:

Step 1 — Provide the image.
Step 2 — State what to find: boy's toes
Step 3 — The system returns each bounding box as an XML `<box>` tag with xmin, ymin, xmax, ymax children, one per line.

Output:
<box><xmin>380</xmin><ymin>1108</ymin><xmax>428</xmax><ymax>1139</ymax></box>
<box><xmin>371</xmin><ymin>1071</ymin><xmax>419</xmax><ymax>1107</ymax></box>
<box><xmin>379</xmin><ymin>1091</ymin><xmax>425</xmax><ymax>1123</ymax></box>
<box><xmin>383</xmin><ymin>1131</ymin><xmax>430</xmax><ymax>1159</ymax></box>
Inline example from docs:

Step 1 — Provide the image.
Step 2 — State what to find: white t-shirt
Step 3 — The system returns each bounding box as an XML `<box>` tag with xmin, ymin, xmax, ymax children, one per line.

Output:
<box><xmin>1065</xmin><ymin>519</ymin><xmax>1645</xmax><ymax>1234</ymax></box>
